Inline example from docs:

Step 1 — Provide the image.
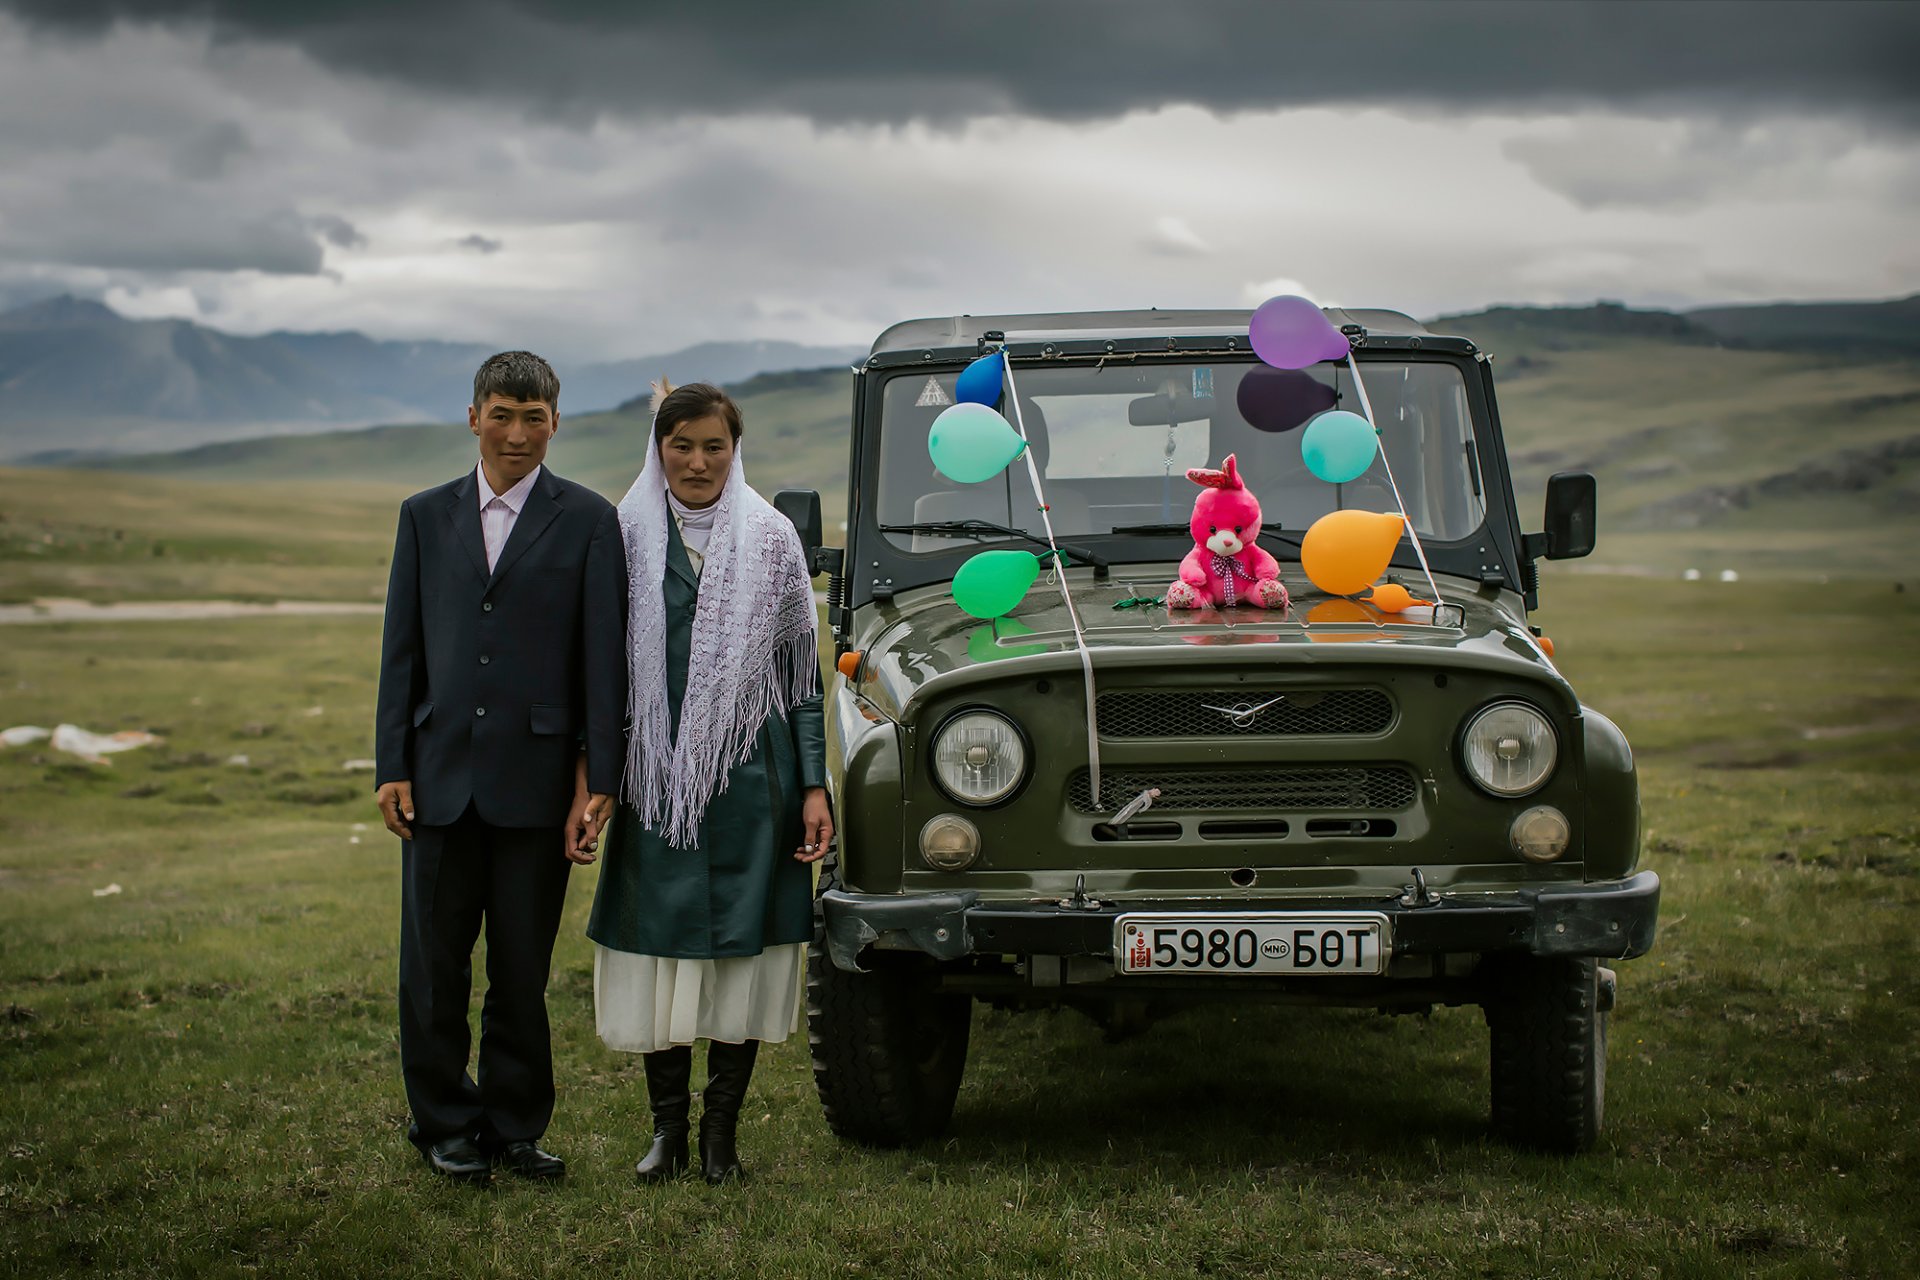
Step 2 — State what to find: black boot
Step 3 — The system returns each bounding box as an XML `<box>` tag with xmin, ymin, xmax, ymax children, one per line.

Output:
<box><xmin>698</xmin><ymin>1039</ymin><xmax>759</xmax><ymax>1184</ymax></box>
<box><xmin>635</xmin><ymin>1045</ymin><xmax>692</xmax><ymax>1181</ymax></box>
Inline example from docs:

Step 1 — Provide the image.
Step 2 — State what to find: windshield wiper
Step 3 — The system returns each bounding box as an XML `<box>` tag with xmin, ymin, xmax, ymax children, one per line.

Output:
<box><xmin>880</xmin><ymin>520</ymin><xmax>1110</xmax><ymax>576</ymax></box>
<box><xmin>1109</xmin><ymin>522</ymin><xmax>1304</xmax><ymax>548</ymax></box>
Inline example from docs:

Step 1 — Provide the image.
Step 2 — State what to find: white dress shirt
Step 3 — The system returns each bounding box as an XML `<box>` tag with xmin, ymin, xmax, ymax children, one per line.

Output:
<box><xmin>478</xmin><ymin>461</ymin><xmax>542</xmax><ymax>573</ymax></box>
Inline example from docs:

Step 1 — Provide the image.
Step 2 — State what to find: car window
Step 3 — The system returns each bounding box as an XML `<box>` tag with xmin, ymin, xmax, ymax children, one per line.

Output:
<box><xmin>875</xmin><ymin>358</ymin><xmax>1488</xmax><ymax>548</ymax></box>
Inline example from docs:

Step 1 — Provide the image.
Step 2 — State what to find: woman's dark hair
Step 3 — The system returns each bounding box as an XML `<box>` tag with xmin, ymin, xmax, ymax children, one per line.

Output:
<box><xmin>652</xmin><ymin>381</ymin><xmax>742</xmax><ymax>443</ymax></box>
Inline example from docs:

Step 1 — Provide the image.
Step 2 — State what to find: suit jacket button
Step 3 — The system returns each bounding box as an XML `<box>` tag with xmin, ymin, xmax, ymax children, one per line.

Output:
<box><xmin>479</xmin><ymin>655</ymin><xmax>491</xmax><ymax>665</ymax></box>
<box><xmin>482</xmin><ymin>602</ymin><xmax>494</xmax><ymax>612</ymax></box>
<box><xmin>475</xmin><ymin>707</ymin><xmax>487</xmax><ymax>717</ymax></box>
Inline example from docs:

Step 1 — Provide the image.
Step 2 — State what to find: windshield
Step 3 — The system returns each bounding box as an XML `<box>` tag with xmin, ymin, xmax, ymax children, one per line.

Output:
<box><xmin>875</xmin><ymin>358</ymin><xmax>1486</xmax><ymax>555</ymax></box>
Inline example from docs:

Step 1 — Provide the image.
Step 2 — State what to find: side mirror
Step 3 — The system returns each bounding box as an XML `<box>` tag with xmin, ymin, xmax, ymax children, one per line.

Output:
<box><xmin>1535</xmin><ymin>472</ymin><xmax>1597</xmax><ymax>560</ymax></box>
<box><xmin>773</xmin><ymin>488</ymin><xmax>827</xmax><ymax>575</ymax></box>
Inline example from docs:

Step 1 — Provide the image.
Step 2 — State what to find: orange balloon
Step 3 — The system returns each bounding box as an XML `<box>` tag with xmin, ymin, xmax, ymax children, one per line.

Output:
<box><xmin>1301</xmin><ymin>511</ymin><xmax>1404</xmax><ymax>596</ymax></box>
<box><xmin>1366</xmin><ymin>582</ymin><xmax>1432</xmax><ymax>613</ymax></box>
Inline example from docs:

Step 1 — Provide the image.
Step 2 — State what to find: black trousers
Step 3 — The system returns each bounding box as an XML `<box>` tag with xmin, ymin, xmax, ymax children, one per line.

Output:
<box><xmin>398</xmin><ymin>804</ymin><xmax>571</xmax><ymax>1148</ymax></box>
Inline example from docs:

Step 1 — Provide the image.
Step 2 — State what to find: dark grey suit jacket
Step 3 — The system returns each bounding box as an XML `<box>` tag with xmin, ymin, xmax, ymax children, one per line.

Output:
<box><xmin>375</xmin><ymin>465</ymin><xmax>627</xmax><ymax>828</ymax></box>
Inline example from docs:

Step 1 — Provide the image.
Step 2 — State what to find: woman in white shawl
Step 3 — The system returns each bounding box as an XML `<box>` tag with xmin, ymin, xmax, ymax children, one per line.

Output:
<box><xmin>582</xmin><ymin>379</ymin><xmax>830</xmax><ymax>1184</ymax></box>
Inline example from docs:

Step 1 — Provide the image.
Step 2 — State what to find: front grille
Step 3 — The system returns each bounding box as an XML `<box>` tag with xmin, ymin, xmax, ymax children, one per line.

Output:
<box><xmin>1097</xmin><ymin>688</ymin><xmax>1392</xmax><ymax>738</ymax></box>
<box><xmin>1070</xmin><ymin>765</ymin><xmax>1418</xmax><ymax>814</ymax></box>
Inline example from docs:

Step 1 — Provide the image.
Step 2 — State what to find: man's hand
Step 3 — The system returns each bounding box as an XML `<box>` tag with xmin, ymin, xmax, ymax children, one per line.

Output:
<box><xmin>794</xmin><ymin>787</ymin><xmax>834</xmax><ymax>863</ymax></box>
<box><xmin>377</xmin><ymin>780</ymin><xmax>415</xmax><ymax>840</ymax></box>
<box><xmin>566</xmin><ymin>792</ymin><xmax>613</xmax><ymax>865</ymax></box>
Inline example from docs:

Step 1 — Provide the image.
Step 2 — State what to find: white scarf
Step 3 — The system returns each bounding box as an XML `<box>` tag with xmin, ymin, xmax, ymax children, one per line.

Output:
<box><xmin>617</xmin><ymin>443</ymin><xmax>820</xmax><ymax>848</ymax></box>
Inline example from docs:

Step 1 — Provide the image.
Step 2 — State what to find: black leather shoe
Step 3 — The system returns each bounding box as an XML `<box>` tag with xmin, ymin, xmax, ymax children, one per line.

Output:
<box><xmin>494</xmin><ymin>1140</ymin><xmax>566</xmax><ymax>1181</ymax></box>
<box><xmin>637</xmin><ymin>1046</ymin><xmax>692</xmax><ymax>1182</ymax></box>
<box><xmin>421</xmin><ymin>1135</ymin><xmax>491</xmax><ymax>1182</ymax></box>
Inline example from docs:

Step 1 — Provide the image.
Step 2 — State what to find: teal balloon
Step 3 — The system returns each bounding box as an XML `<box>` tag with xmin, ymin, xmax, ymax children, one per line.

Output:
<box><xmin>1300</xmin><ymin>410</ymin><xmax>1378</xmax><ymax>484</ymax></box>
<box><xmin>955</xmin><ymin>351</ymin><xmax>1005</xmax><ymax>406</ymax></box>
<box><xmin>952</xmin><ymin>550</ymin><xmax>1040</xmax><ymax>620</ymax></box>
<box><xmin>929</xmin><ymin>402</ymin><xmax>1027</xmax><ymax>483</ymax></box>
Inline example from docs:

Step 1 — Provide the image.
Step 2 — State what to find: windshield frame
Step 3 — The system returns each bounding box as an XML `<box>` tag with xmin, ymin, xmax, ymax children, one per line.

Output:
<box><xmin>844</xmin><ymin>339</ymin><xmax>1527</xmax><ymax>609</ymax></box>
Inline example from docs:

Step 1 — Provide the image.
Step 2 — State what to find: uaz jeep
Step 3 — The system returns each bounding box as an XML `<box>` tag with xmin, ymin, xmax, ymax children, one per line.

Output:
<box><xmin>773</xmin><ymin>308</ymin><xmax>1657</xmax><ymax>1153</ymax></box>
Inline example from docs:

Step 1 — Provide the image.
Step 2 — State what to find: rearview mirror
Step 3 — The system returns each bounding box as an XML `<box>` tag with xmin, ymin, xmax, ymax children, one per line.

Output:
<box><xmin>1127</xmin><ymin>391</ymin><xmax>1214</xmax><ymax>426</ymax></box>
<box><xmin>773</xmin><ymin>488</ymin><xmax>825</xmax><ymax>573</ymax></box>
<box><xmin>1540</xmin><ymin>472</ymin><xmax>1597</xmax><ymax>560</ymax></box>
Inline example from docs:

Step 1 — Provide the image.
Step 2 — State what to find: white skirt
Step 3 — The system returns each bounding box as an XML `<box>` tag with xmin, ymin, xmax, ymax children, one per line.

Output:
<box><xmin>593</xmin><ymin>942</ymin><xmax>805</xmax><ymax>1054</ymax></box>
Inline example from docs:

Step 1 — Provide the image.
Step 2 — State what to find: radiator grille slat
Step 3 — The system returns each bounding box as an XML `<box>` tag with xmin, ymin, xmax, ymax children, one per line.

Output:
<box><xmin>1097</xmin><ymin>688</ymin><xmax>1392</xmax><ymax>738</ymax></box>
<box><xmin>1070</xmin><ymin>765</ymin><xmax>1418</xmax><ymax>815</ymax></box>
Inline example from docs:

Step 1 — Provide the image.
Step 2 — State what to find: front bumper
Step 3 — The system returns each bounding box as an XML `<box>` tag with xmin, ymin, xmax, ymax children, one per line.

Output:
<box><xmin>820</xmin><ymin>871</ymin><xmax>1659</xmax><ymax>974</ymax></box>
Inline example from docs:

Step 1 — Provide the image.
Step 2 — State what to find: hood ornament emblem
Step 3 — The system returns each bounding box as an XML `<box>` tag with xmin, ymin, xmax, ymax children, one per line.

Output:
<box><xmin>1200</xmin><ymin>693</ymin><xmax>1288</xmax><ymax>728</ymax></box>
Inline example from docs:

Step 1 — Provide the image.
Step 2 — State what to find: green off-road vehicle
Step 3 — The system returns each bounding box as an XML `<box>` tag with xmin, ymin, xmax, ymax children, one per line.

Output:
<box><xmin>773</xmin><ymin>308</ymin><xmax>1657</xmax><ymax>1153</ymax></box>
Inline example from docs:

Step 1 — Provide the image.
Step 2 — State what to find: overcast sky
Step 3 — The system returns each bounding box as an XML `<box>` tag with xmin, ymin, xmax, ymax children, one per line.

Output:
<box><xmin>2</xmin><ymin>0</ymin><xmax>1916</xmax><ymax>360</ymax></box>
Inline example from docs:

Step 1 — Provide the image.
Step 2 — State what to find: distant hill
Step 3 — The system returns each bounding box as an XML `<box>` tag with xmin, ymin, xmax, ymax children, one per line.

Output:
<box><xmin>0</xmin><ymin>295</ymin><xmax>861</xmax><ymax>461</ymax></box>
<box><xmin>1432</xmin><ymin>296</ymin><xmax>1920</xmax><ymax>367</ymax></box>
<box><xmin>76</xmin><ymin>366</ymin><xmax>857</xmax><ymax>516</ymax></box>
<box><xmin>1685</xmin><ymin>295</ymin><xmax>1920</xmax><ymax>356</ymax></box>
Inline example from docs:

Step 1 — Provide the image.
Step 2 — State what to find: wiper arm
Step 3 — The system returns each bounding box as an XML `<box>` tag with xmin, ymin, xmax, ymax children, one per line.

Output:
<box><xmin>1109</xmin><ymin>522</ymin><xmax>1304</xmax><ymax>548</ymax></box>
<box><xmin>880</xmin><ymin>520</ymin><xmax>1110</xmax><ymax>575</ymax></box>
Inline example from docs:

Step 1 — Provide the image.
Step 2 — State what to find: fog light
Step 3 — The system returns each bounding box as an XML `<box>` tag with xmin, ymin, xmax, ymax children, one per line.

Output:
<box><xmin>920</xmin><ymin>813</ymin><xmax>982</xmax><ymax>872</ymax></box>
<box><xmin>1510</xmin><ymin>805</ymin><xmax>1571</xmax><ymax>863</ymax></box>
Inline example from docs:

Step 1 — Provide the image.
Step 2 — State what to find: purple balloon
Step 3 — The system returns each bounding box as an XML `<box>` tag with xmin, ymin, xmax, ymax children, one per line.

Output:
<box><xmin>1235</xmin><ymin>366</ymin><xmax>1338</xmax><ymax>434</ymax></box>
<box><xmin>1249</xmin><ymin>295</ymin><xmax>1349</xmax><ymax>370</ymax></box>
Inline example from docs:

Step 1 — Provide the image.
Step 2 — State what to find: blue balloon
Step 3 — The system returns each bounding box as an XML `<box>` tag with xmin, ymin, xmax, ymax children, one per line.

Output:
<box><xmin>955</xmin><ymin>351</ymin><xmax>1005</xmax><ymax>406</ymax></box>
<box><xmin>1300</xmin><ymin>410</ymin><xmax>1378</xmax><ymax>484</ymax></box>
<box><xmin>929</xmin><ymin>402</ymin><xmax>1028</xmax><ymax>483</ymax></box>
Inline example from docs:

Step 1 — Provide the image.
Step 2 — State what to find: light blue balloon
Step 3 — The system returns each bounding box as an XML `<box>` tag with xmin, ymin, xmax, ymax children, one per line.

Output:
<box><xmin>955</xmin><ymin>351</ymin><xmax>1005</xmax><ymax>406</ymax></box>
<box><xmin>1300</xmin><ymin>410</ymin><xmax>1378</xmax><ymax>484</ymax></box>
<box><xmin>929</xmin><ymin>402</ymin><xmax>1027</xmax><ymax>483</ymax></box>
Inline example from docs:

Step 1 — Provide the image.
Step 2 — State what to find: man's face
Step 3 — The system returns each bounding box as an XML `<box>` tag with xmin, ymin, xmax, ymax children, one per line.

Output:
<box><xmin>470</xmin><ymin>395</ymin><xmax>558</xmax><ymax>489</ymax></box>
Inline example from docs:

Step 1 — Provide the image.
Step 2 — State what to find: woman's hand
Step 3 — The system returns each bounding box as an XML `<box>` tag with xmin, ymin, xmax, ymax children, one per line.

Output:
<box><xmin>563</xmin><ymin>753</ymin><xmax>611</xmax><ymax>864</ymax></box>
<box><xmin>795</xmin><ymin>787</ymin><xmax>834</xmax><ymax>863</ymax></box>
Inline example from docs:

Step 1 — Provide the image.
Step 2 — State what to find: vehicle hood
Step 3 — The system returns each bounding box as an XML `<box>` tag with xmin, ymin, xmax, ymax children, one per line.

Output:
<box><xmin>850</xmin><ymin>566</ymin><xmax>1568</xmax><ymax>721</ymax></box>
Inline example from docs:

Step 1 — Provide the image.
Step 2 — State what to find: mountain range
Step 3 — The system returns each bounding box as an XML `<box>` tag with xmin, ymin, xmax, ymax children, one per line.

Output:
<box><xmin>0</xmin><ymin>295</ymin><xmax>862</xmax><ymax>462</ymax></box>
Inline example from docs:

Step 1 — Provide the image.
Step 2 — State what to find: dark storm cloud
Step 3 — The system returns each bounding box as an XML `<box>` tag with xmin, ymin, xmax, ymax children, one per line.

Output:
<box><xmin>308</xmin><ymin>214</ymin><xmax>366</xmax><ymax>250</ymax></box>
<box><xmin>8</xmin><ymin>0</ymin><xmax>1918</xmax><ymax>125</ymax></box>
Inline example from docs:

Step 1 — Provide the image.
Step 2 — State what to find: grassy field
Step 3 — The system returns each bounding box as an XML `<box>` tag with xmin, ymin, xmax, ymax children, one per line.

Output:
<box><xmin>1</xmin><ymin>570</ymin><xmax>1916</xmax><ymax>1278</ymax></box>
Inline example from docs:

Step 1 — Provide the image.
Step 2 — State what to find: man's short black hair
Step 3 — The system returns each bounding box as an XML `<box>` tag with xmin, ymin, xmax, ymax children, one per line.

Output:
<box><xmin>472</xmin><ymin>351</ymin><xmax>560</xmax><ymax>410</ymax></box>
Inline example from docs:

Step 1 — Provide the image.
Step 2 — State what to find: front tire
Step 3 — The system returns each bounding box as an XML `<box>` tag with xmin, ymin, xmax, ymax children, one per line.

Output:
<box><xmin>1484</xmin><ymin>954</ymin><xmax>1608</xmax><ymax>1153</ymax></box>
<box><xmin>806</xmin><ymin>867</ymin><xmax>971</xmax><ymax>1147</ymax></box>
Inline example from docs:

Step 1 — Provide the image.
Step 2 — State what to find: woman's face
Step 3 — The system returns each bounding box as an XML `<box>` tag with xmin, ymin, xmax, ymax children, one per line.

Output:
<box><xmin>660</xmin><ymin>413</ymin><xmax>736</xmax><ymax>508</ymax></box>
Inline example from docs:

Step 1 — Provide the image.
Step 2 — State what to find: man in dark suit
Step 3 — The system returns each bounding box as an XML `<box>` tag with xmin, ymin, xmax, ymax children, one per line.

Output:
<box><xmin>374</xmin><ymin>350</ymin><xmax>625</xmax><ymax>1182</ymax></box>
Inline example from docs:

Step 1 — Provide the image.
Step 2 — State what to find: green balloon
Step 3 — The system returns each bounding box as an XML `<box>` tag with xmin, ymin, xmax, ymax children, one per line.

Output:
<box><xmin>966</xmin><ymin>616</ymin><xmax>1047</xmax><ymax>663</ymax></box>
<box><xmin>952</xmin><ymin>549</ymin><xmax>1040</xmax><ymax>619</ymax></box>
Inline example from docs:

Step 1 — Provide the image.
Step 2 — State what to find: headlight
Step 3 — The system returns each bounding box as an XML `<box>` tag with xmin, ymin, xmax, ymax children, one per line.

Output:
<box><xmin>1461</xmin><ymin>701</ymin><xmax>1558</xmax><ymax>796</ymax></box>
<box><xmin>1510</xmin><ymin>805</ymin><xmax>1571</xmax><ymax>862</ymax></box>
<box><xmin>920</xmin><ymin>814</ymin><xmax>982</xmax><ymax>871</ymax></box>
<box><xmin>931</xmin><ymin>709</ymin><xmax>1027</xmax><ymax>806</ymax></box>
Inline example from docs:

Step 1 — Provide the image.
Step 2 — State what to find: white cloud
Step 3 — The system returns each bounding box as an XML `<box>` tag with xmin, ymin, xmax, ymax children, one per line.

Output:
<box><xmin>1146</xmin><ymin>215</ymin><xmax>1212</xmax><ymax>257</ymax></box>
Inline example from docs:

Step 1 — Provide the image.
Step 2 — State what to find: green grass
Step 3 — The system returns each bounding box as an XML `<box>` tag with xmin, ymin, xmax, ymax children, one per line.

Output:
<box><xmin>1</xmin><ymin>575</ymin><xmax>1916</xmax><ymax>1278</ymax></box>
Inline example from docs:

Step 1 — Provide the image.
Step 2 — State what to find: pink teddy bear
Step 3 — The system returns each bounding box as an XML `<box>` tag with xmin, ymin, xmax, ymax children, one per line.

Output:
<box><xmin>1165</xmin><ymin>454</ymin><xmax>1290</xmax><ymax>611</ymax></box>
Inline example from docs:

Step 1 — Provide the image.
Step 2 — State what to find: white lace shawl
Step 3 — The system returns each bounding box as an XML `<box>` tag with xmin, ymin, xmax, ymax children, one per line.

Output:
<box><xmin>617</xmin><ymin>444</ymin><xmax>819</xmax><ymax>848</ymax></box>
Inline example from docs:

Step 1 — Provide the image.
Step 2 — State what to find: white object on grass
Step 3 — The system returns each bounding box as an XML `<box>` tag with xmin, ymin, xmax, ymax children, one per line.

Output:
<box><xmin>1</xmin><ymin>725</ymin><xmax>52</xmax><ymax>746</ymax></box>
<box><xmin>92</xmin><ymin>883</ymin><xmax>122</xmax><ymax>897</ymax></box>
<box><xmin>341</xmin><ymin>759</ymin><xmax>377</xmax><ymax>772</ymax></box>
<box><xmin>50</xmin><ymin>724</ymin><xmax>161</xmax><ymax>765</ymax></box>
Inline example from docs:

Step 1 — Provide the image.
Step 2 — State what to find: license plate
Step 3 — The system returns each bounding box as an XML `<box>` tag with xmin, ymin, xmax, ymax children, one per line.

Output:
<box><xmin>1114</xmin><ymin>912</ymin><xmax>1390</xmax><ymax>976</ymax></box>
